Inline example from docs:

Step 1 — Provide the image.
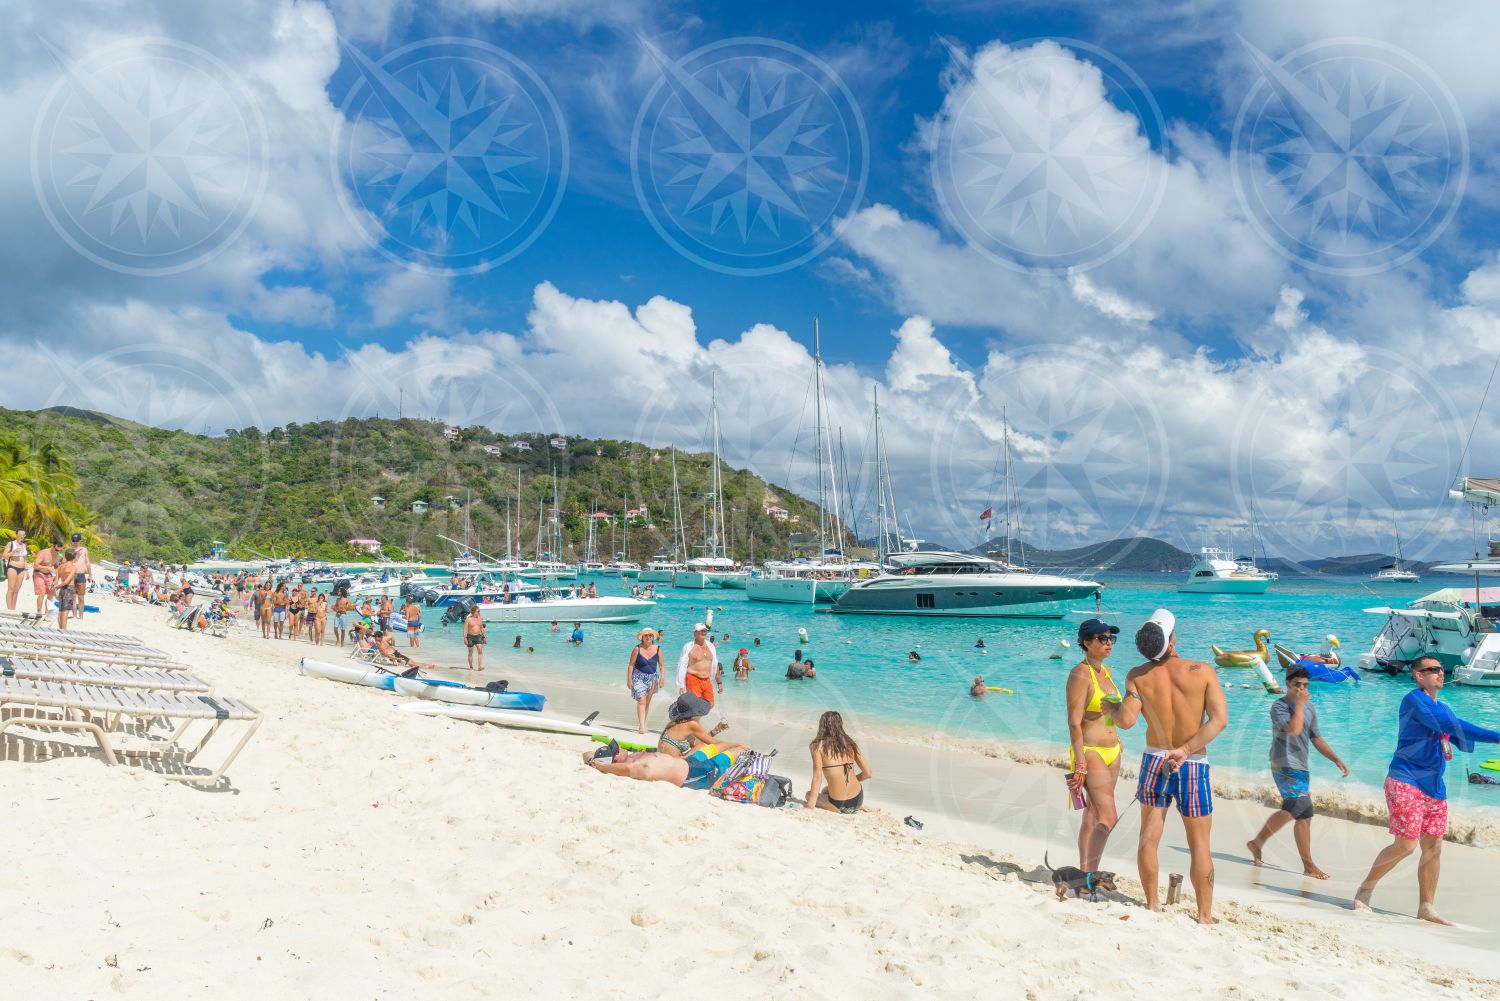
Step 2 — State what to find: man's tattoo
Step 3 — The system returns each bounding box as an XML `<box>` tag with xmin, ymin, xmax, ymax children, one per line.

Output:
<box><xmin>1189</xmin><ymin>664</ymin><xmax>1202</xmax><ymax>671</ymax></box>
<box><xmin>1207</xmin><ymin>871</ymin><xmax>1215</xmax><ymax>886</ymax></box>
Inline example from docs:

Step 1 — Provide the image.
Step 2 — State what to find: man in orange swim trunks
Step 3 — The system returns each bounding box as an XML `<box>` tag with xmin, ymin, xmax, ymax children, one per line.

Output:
<box><xmin>676</xmin><ymin>622</ymin><xmax>719</xmax><ymax>705</ymax></box>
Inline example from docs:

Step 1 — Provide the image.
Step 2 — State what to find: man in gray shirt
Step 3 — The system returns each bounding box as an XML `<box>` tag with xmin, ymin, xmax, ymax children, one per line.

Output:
<box><xmin>1247</xmin><ymin>664</ymin><xmax>1349</xmax><ymax>878</ymax></box>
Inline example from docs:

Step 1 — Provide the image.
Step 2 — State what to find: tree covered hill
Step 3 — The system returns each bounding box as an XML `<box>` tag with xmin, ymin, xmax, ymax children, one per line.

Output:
<box><xmin>1</xmin><ymin>407</ymin><xmax>826</xmax><ymax>564</ymax></box>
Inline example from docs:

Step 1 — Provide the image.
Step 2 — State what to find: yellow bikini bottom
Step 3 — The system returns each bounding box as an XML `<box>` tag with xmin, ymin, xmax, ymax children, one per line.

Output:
<box><xmin>1071</xmin><ymin>741</ymin><xmax>1122</xmax><ymax>770</ymax></box>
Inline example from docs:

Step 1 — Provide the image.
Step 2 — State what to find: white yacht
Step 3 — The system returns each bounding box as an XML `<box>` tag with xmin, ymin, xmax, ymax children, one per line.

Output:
<box><xmin>1455</xmin><ymin>633</ymin><xmax>1500</xmax><ymax>687</ymax></box>
<box><xmin>746</xmin><ymin>559</ymin><xmax>873</xmax><ymax>604</ymax></box>
<box><xmin>476</xmin><ymin>591</ymin><xmax>655</xmax><ymax>624</ymax></box>
<box><xmin>1356</xmin><ymin>593</ymin><xmax>1491</xmax><ymax>675</ymax></box>
<box><xmin>675</xmin><ymin>556</ymin><xmax>742</xmax><ymax>589</ymax></box>
<box><xmin>1371</xmin><ymin>566</ymin><xmax>1421</xmax><ymax>583</ymax></box>
<box><xmin>831</xmin><ymin>551</ymin><xmax>1100</xmax><ymax>618</ymax></box>
<box><xmin>638</xmin><ymin>558</ymin><xmax>684</xmax><ymax>584</ymax></box>
<box><xmin>1177</xmin><ymin>547</ymin><xmax>1276</xmax><ymax>594</ymax></box>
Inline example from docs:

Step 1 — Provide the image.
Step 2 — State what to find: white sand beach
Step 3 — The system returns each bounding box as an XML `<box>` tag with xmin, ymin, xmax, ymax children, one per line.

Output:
<box><xmin>3</xmin><ymin>600</ymin><xmax>1499</xmax><ymax>1000</ymax></box>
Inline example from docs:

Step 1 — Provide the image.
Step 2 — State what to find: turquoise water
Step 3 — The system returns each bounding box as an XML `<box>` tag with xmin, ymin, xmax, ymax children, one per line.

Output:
<box><xmin>410</xmin><ymin>573</ymin><xmax>1500</xmax><ymax>808</ymax></box>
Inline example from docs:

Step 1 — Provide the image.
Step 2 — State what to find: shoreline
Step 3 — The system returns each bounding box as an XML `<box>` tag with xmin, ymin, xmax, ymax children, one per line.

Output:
<box><xmin>8</xmin><ymin>599</ymin><xmax>1496</xmax><ymax>997</ymax></box>
<box><xmin>402</xmin><ymin>623</ymin><xmax>1500</xmax><ymax>851</ymax></box>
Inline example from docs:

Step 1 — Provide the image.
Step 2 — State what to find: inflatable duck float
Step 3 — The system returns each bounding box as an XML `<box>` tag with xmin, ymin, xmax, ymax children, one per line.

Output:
<box><xmin>1273</xmin><ymin>634</ymin><xmax>1358</xmax><ymax>684</ymax></box>
<box><xmin>1212</xmin><ymin>629</ymin><xmax>1271</xmax><ymax>668</ymax></box>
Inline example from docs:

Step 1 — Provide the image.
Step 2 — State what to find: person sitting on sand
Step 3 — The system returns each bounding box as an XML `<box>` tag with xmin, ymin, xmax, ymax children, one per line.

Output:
<box><xmin>374</xmin><ymin>630</ymin><xmax>436</xmax><ymax>672</ymax></box>
<box><xmin>1353</xmin><ymin>655</ymin><xmax>1500</xmax><ymax>924</ymax></box>
<box><xmin>1247</xmin><ymin>664</ymin><xmax>1349</xmax><ymax>879</ymax></box>
<box><xmin>805</xmin><ymin>711</ymin><xmax>872</xmax><ymax>814</ymax></box>
<box><xmin>656</xmin><ymin>694</ymin><xmax>746</xmax><ymax>759</ymax></box>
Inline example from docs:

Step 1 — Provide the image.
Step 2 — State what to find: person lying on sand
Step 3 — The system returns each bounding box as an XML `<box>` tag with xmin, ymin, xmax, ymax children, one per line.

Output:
<box><xmin>374</xmin><ymin>630</ymin><xmax>438</xmax><ymax>671</ymax></box>
<box><xmin>583</xmin><ymin>742</ymin><xmax>740</xmax><ymax>791</ymax></box>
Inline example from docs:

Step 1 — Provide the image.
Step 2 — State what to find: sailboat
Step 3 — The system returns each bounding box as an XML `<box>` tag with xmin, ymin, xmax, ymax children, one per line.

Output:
<box><xmin>640</xmin><ymin>447</ymin><xmax>687</xmax><ymax>583</ymax></box>
<box><xmin>832</xmin><ymin>397</ymin><xmax>1103</xmax><ymax>618</ymax></box>
<box><xmin>747</xmin><ymin>320</ymin><xmax>864</xmax><ymax>604</ymax></box>
<box><xmin>676</xmin><ymin>372</ymin><xmax>746</xmax><ymax>589</ymax></box>
<box><xmin>1371</xmin><ymin>519</ymin><xmax>1420</xmax><ymax>583</ymax></box>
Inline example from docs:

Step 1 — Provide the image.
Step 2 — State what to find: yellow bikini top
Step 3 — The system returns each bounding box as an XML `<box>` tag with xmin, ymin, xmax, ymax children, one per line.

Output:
<box><xmin>1085</xmin><ymin>663</ymin><xmax>1117</xmax><ymax>722</ymax></box>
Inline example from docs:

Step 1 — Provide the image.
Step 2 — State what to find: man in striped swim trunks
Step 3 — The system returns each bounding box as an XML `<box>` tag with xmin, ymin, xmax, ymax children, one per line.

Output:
<box><xmin>1127</xmin><ymin>609</ymin><xmax>1229</xmax><ymax>925</ymax></box>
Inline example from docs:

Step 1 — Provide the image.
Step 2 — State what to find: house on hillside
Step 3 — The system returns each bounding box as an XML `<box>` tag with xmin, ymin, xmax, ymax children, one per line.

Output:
<box><xmin>442</xmin><ymin>426</ymin><xmax>462</xmax><ymax>441</ymax></box>
<box><xmin>371</xmin><ymin>495</ymin><xmax>386</xmax><ymax>510</ymax></box>
<box><xmin>348</xmin><ymin>538</ymin><xmax>382</xmax><ymax>555</ymax></box>
<box><xmin>512</xmin><ymin>440</ymin><xmax>532</xmax><ymax>452</ymax></box>
<box><xmin>589</xmin><ymin>511</ymin><xmax>614</xmax><ymax>524</ymax></box>
<box><xmin>625</xmin><ymin>506</ymin><xmax>648</xmax><ymax>524</ymax></box>
<box><xmin>444</xmin><ymin>495</ymin><xmax>462</xmax><ymax>510</ymax></box>
<box><xmin>765</xmin><ymin>504</ymin><xmax>789</xmax><ymax>522</ymax></box>
<box><xmin>549</xmin><ymin>436</ymin><xmax>567</xmax><ymax>449</ymax></box>
<box><xmin>411</xmin><ymin>500</ymin><xmax>429</xmax><ymax>514</ymax></box>
<box><xmin>482</xmin><ymin>444</ymin><xmax>504</xmax><ymax>457</ymax></box>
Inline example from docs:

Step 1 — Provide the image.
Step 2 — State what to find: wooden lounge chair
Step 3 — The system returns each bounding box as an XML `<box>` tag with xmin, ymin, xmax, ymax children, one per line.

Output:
<box><xmin>0</xmin><ymin>657</ymin><xmax>212</xmax><ymax>695</ymax></box>
<box><xmin>0</xmin><ymin>678</ymin><xmax>262</xmax><ymax>786</ymax></box>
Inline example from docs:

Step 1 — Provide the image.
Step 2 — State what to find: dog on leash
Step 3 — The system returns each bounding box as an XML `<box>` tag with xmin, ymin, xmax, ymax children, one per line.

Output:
<box><xmin>1044</xmin><ymin>852</ymin><xmax>1117</xmax><ymax>902</ymax></box>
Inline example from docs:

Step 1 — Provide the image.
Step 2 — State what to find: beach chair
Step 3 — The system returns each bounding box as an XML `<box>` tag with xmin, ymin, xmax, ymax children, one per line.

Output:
<box><xmin>0</xmin><ymin>677</ymin><xmax>262</xmax><ymax>786</ymax></box>
<box><xmin>0</xmin><ymin>656</ymin><xmax>212</xmax><ymax>695</ymax></box>
<box><xmin>0</xmin><ymin>642</ymin><xmax>186</xmax><ymax>672</ymax></box>
<box><xmin>0</xmin><ymin>623</ymin><xmax>145</xmax><ymax>648</ymax></box>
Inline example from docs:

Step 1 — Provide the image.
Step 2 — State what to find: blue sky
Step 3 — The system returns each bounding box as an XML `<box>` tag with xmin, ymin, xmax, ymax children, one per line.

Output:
<box><xmin>5</xmin><ymin>0</ymin><xmax>1500</xmax><ymax>561</ymax></box>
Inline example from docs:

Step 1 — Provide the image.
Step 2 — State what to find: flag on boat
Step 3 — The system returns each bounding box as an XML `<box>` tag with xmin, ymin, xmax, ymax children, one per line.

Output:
<box><xmin>979</xmin><ymin>508</ymin><xmax>993</xmax><ymax>521</ymax></box>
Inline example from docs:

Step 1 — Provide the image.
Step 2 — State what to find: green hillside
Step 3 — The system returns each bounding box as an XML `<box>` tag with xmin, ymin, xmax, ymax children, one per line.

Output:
<box><xmin>1</xmin><ymin>407</ymin><xmax>826</xmax><ymax>564</ymax></box>
<box><xmin>977</xmin><ymin>535</ymin><xmax>1196</xmax><ymax>572</ymax></box>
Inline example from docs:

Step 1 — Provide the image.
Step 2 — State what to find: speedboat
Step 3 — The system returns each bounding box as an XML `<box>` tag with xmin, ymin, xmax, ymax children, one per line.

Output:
<box><xmin>1356</xmin><ymin>592</ymin><xmax>1496</xmax><ymax>674</ymax></box>
<box><xmin>830</xmin><ymin>551</ymin><xmax>1100</xmax><ymax>619</ymax></box>
<box><xmin>475</xmin><ymin>591</ymin><xmax>656</xmax><ymax>624</ymax></box>
<box><xmin>1454</xmin><ymin>633</ymin><xmax>1500</xmax><ymax>687</ymax></box>
<box><xmin>1177</xmin><ymin>547</ymin><xmax>1276</xmax><ymax>594</ymax></box>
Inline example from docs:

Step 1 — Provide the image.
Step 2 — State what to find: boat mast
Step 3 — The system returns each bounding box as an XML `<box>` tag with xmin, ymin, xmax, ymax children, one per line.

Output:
<box><xmin>810</xmin><ymin>319</ymin><xmax>843</xmax><ymax>561</ymax></box>
<box><xmin>670</xmin><ymin>445</ymin><xmax>685</xmax><ymax>563</ymax></box>
<box><xmin>874</xmin><ymin>388</ymin><xmax>888</xmax><ymax>567</ymax></box>
<box><xmin>710</xmin><ymin>370</ymin><xmax>724</xmax><ymax>558</ymax></box>
<box><xmin>622</xmin><ymin>493</ymin><xmax>629</xmax><ymax>560</ymax></box>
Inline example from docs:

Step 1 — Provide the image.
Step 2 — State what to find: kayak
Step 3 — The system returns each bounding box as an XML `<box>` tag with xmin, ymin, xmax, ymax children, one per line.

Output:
<box><xmin>395</xmin><ymin>701</ymin><xmax>640</xmax><ymax>743</ymax></box>
<box><xmin>298</xmin><ymin>657</ymin><xmax>396</xmax><ymax>691</ymax></box>
<box><xmin>389</xmin><ymin>676</ymin><xmax>544</xmax><ymax>711</ymax></box>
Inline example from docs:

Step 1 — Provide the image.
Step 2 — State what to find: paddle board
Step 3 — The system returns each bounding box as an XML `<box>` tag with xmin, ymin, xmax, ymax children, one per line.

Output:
<box><xmin>299</xmin><ymin>657</ymin><xmax>396</xmax><ymax>690</ymax></box>
<box><xmin>389</xmin><ymin>676</ymin><xmax>545</xmax><ymax>711</ymax></box>
<box><xmin>395</xmin><ymin>701</ymin><xmax>630</xmax><ymax>741</ymax></box>
<box><xmin>1482</xmin><ymin>759</ymin><xmax>1500</xmax><ymax>772</ymax></box>
<box><xmin>591</xmin><ymin>734</ymin><xmax>658</xmax><ymax>752</ymax></box>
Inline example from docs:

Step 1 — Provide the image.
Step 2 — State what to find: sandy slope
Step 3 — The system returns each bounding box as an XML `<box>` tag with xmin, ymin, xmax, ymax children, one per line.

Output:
<box><xmin>0</xmin><ymin>600</ymin><xmax>1496</xmax><ymax>1000</ymax></box>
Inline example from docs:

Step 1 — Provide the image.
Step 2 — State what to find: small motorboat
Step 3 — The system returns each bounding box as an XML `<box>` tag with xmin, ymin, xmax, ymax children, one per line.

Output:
<box><xmin>1212</xmin><ymin>629</ymin><xmax>1271</xmax><ymax>668</ymax></box>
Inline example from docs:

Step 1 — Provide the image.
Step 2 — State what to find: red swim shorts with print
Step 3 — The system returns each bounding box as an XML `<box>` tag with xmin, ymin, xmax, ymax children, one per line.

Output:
<box><xmin>684</xmin><ymin>673</ymin><xmax>715</xmax><ymax>705</ymax></box>
<box><xmin>1384</xmin><ymin>777</ymin><xmax>1448</xmax><ymax>840</ymax></box>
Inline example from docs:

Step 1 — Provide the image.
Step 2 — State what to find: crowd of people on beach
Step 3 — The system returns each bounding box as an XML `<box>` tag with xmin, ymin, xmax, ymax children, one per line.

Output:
<box><xmin>4</xmin><ymin>530</ymin><xmax>94</xmax><ymax>629</ymax></box>
<box><xmin>1055</xmin><ymin>610</ymin><xmax>1500</xmax><ymax>925</ymax></box>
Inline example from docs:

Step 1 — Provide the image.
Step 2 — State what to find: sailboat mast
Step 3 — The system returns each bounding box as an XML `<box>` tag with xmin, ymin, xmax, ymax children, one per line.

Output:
<box><xmin>874</xmin><ymin>388</ymin><xmax>888</xmax><ymax>566</ymax></box>
<box><xmin>812</xmin><ymin>319</ymin><xmax>836</xmax><ymax>558</ymax></box>
<box><xmin>622</xmin><ymin>494</ymin><xmax>629</xmax><ymax>560</ymax></box>
<box><xmin>710</xmin><ymin>371</ymin><xmax>724</xmax><ymax>558</ymax></box>
<box><xmin>670</xmin><ymin>446</ymin><xmax>685</xmax><ymax>562</ymax></box>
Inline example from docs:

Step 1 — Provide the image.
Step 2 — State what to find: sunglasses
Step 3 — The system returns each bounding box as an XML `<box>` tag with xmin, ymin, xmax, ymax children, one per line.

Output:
<box><xmin>1289</xmin><ymin>681</ymin><xmax>1309</xmax><ymax>689</ymax></box>
<box><xmin>1415</xmin><ymin>666</ymin><xmax>1443</xmax><ymax>675</ymax></box>
<box><xmin>1088</xmin><ymin>634</ymin><xmax>1116</xmax><ymax>644</ymax></box>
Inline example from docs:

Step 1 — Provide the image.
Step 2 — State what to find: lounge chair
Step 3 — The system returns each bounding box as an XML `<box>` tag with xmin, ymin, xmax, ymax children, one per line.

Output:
<box><xmin>0</xmin><ymin>656</ymin><xmax>212</xmax><ymax>695</ymax></box>
<box><xmin>0</xmin><ymin>623</ymin><xmax>146</xmax><ymax>648</ymax></box>
<box><xmin>0</xmin><ymin>642</ymin><xmax>186</xmax><ymax>671</ymax></box>
<box><xmin>0</xmin><ymin>677</ymin><xmax>262</xmax><ymax>786</ymax></box>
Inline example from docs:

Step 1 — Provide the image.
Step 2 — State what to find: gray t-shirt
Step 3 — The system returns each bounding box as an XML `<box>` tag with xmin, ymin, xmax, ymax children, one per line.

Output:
<box><xmin>1269</xmin><ymin>697</ymin><xmax>1320</xmax><ymax>770</ymax></box>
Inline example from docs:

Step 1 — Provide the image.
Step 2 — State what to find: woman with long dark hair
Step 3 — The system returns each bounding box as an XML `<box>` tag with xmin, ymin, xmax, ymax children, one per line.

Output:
<box><xmin>806</xmin><ymin>711</ymin><xmax>873</xmax><ymax>814</ymax></box>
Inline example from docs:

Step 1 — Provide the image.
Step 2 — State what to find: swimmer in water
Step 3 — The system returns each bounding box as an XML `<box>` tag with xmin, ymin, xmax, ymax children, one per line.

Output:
<box><xmin>908</xmin><ymin>650</ymin><xmax>921</xmax><ymax>663</ymax></box>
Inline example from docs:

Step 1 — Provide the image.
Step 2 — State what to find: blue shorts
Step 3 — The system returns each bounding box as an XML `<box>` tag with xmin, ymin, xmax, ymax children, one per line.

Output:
<box><xmin>335</xmin><ymin>613</ymin><xmax>348</xmax><ymax>630</ymax></box>
<box><xmin>1272</xmin><ymin>767</ymin><xmax>1313</xmax><ymax>820</ymax></box>
<box><xmin>683</xmin><ymin>749</ymin><xmax>734</xmax><ymax>790</ymax></box>
<box><xmin>272</xmin><ymin>608</ymin><xmax>285</xmax><ymax>623</ymax></box>
<box><xmin>1137</xmin><ymin>752</ymin><xmax>1212</xmax><ymax>817</ymax></box>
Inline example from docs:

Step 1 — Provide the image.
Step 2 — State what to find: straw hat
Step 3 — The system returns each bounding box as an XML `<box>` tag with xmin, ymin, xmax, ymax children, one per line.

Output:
<box><xmin>637</xmin><ymin>627</ymin><xmax>659</xmax><ymax>641</ymax></box>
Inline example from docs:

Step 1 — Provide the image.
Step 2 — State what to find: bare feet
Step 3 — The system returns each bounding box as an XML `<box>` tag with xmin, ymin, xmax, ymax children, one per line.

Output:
<box><xmin>1300</xmin><ymin>862</ymin><xmax>1330</xmax><ymax>880</ymax></box>
<box><xmin>1351</xmin><ymin>887</ymin><xmax>1373</xmax><ymax>911</ymax></box>
<box><xmin>1197</xmin><ymin>914</ymin><xmax>1218</xmax><ymax>925</ymax></box>
<box><xmin>1247</xmin><ymin>840</ymin><xmax>1262</xmax><ymax>866</ymax></box>
<box><xmin>1417</xmin><ymin>904</ymin><xmax>1455</xmax><ymax>926</ymax></box>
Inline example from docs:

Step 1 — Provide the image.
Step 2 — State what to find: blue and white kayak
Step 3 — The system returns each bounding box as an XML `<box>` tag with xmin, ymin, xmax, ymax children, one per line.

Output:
<box><xmin>391</xmin><ymin>613</ymin><xmax>424</xmax><ymax>634</ymax></box>
<box><xmin>390</xmin><ymin>676</ymin><xmax>544</xmax><ymax>711</ymax></box>
<box><xmin>298</xmin><ymin>657</ymin><xmax>397</xmax><ymax>690</ymax></box>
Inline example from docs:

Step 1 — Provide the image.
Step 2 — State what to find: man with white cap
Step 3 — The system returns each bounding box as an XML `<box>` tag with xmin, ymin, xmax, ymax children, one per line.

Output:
<box><xmin>677</xmin><ymin>622</ymin><xmax>720</xmax><ymax>705</ymax></box>
<box><xmin>1125</xmin><ymin>608</ymin><xmax>1228</xmax><ymax>924</ymax></box>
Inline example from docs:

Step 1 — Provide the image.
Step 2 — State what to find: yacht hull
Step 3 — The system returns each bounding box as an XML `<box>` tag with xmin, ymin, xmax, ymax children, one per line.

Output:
<box><xmin>477</xmin><ymin>597</ymin><xmax>655</xmax><ymax>624</ymax></box>
<box><xmin>831</xmin><ymin>575</ymin><xmax>1095</xmax><ymax>618</ymax></box>
<box><xmin>1176</xmin><ymin>578</ymin><xmax>1272</xmax><ymax>594</ymax></box>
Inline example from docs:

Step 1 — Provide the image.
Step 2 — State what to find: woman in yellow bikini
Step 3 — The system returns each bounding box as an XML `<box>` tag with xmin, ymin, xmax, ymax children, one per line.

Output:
<box><xmin>1065</xmin><ymin>618</ymin><xmax>1140</xmax><ymax>871</ymax></box>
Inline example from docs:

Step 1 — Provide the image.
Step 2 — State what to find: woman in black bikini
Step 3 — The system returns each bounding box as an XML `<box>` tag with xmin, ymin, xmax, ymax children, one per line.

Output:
<box><xmin>806</xmin><ymin>711</ymin><xmax>873</xmax><ymax>815</ymax></box>
<box><xmin>4</xmin><ymin>529</ymin><xmax>28</xmax><ymax>611</ymax></box>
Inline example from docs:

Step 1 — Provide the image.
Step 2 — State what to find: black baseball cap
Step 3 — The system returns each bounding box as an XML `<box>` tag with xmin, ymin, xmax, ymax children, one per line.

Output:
<box><xmin>70</xmin><ymin>532</ymin><xmax>82</xmax><ymax>541</ymax></box>
<box><xmin>1077</xmin><ymin>618</ymin><xmax>1120</xmax><ymax>641</ymax></box>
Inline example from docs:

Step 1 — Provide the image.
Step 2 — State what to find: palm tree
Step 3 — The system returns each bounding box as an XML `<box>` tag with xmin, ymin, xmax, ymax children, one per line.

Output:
<box><xmin>0</xmin><ymin>432</ymin><xmax>98</xmax><ymax>547</ymax></box>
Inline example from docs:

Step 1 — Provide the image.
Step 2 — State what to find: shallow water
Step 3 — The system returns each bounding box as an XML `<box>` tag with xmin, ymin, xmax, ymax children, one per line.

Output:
<box><xmin>405</xmin><ymin>572</ymin><xmax>1500</xmax><ymax>813</ymax></box>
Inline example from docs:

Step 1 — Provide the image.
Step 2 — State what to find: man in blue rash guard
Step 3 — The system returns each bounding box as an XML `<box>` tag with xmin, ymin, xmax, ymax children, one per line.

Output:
<box><xmin>1352</xmin><ymin>655</ymin><xmax>1500</xmax><ymax>925</ymax></box>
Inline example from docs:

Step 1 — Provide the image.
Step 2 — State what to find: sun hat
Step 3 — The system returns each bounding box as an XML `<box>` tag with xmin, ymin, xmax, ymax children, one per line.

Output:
<box><xmin>692</xmin><ymin>622</ymin><xmax>708</xmax><ymax>633</ymax></box>
<box><xmin>668</xmin><ymin>693</ymin><xmax>711</xmax><ymax>723</ymax></box>
<box><xmin>637</xmin><ymin>627</ymin><xmax>659</xmax><ymax>641</ymax></box>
